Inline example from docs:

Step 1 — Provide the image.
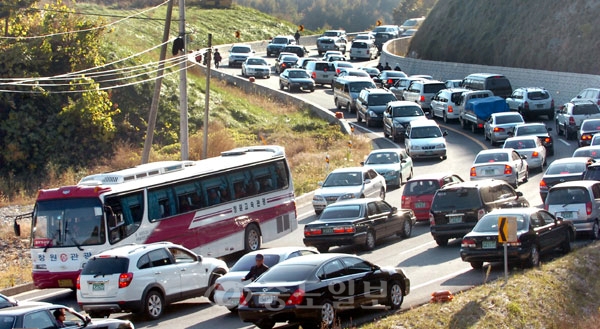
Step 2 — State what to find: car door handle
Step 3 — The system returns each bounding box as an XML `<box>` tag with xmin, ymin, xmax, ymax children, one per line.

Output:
<box><xmin>180</xmin><ymin>268</ymin><xmax>187</xmax><ymax>271</ymax></box>
<box><xmin>154</xmin><ymin>271</ymin><xmax>162</xmax><ymax>275</ymax></box>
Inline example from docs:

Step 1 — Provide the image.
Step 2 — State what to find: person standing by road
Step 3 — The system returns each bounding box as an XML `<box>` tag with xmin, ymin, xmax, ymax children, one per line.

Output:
<box><xmin>294</xmin><ymin>30</ymin><xmax>301</xmax><ymax>45</ymax></box>
<box><xmin>384</xmin><ymin>62</ymin><xmax>392</xmax><ymax>70</ymax></box>
<box><xmin>213</xmin><ymin>49</ymin><xmax>222</xmax><ymax>69</ymax></box>
<box><xmin>241</xmin><ymin>254</ymin><xmax>269</xmax><ymax>281</ymax></box>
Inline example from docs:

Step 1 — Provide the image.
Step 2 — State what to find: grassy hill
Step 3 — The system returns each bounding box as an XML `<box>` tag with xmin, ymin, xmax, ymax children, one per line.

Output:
<box><xmin>409</xmin><ymin>0</ymin><xmax>600</xmax><ymax>75</ymax></box>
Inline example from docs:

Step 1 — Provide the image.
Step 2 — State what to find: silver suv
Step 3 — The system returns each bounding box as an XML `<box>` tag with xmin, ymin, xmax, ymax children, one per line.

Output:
<box><xmin>555</xmin><ymin>100</ymin><xmax>600</xmax><ymax>139</ymax></box>
<box><xmin>316</xmin><ymin>37</ymin><xmax>347</xmax><ymax>55</ymax></box>
<box><xmin>77</xmin><ymin>242</ymin><xmax>228</xmax><ymax>320</ymax></box>
<box><xmin>545</xmin><ymin>180</ymin><xmax>600</xmax><ymax>240</ymax></box>
<box><xmin>356</xmin><ymin>88</ymin><xmax>398</xmax><ymax>127</ymax></box>
<box><xmin>430</xmin><ymin>88</ymin><xmax>470</xmax><ymax>123</ymax></box>
<box><xmin>402</xmin><ymin>80</ymin><xmax>446</xmax><ymax>115</ymax></box>
<box><xmin>506</xmin><ymin>87</ymin><xmax>554</xmax><ymax>120</ymax></box>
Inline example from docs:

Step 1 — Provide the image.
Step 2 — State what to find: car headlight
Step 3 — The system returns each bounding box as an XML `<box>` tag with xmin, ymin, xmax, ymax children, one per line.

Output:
<box><xmin>337</xmin><ymin>193</ymin><xmax>356</xmax><ymax>201</ymax></box>
<box><xmin>436</xmin><ymin>143</ymin><xmax>446</xmax><ymax>149</ymax></box>
<box><xmin>384</xmin><ymin>171</ymin><xmax>397</xmax><ymax>177</ymax></box>
<box><xmin>368</xmin><ymin>110</ymin><xmax>376</xmax><ymax>116</ymax></box>
<box><xmin>410</xmin><ymin>145</ymin><xmax>420</xmax><ymax>150</ymax></box>
<box><xmin>313</xmin><ymin>195</ymin><xmax>325</xmax><ymax>202</ymax></box>
<box><xmin>393</xmin><ymin>121</ymin><xmax>402</xmax><ymax>127</ymax></box>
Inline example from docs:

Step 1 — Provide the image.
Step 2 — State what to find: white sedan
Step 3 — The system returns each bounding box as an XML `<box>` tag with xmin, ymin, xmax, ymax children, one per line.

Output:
<box><xmin>241</xmin><ymin>57</ymin><xmax>271</xmax><ymax>78</ymax></box>
<box><xmin>212</xmin><ymin>247</ymin><xmax>318</xmax><ymax>311</ymax></box>
<box><xmin>470</xmin><ymin>148</ymin><xmax>529</xmax><ymax>187</ymax></box>
<box><xmin>502</xmin><ymin>136</ymin><xmax>547</xmax><ymax>170</ymax></box>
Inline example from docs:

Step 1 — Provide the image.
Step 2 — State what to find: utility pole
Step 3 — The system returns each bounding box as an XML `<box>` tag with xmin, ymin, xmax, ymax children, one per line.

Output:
<box><xmin>203</xmin><ymin>34</ymin><xmax>212</xmax><ymax>159</ymax></box>
<box><xmin>178</xmin><ymin>0</ymin><xmax>189</xmax><ymax>160</ymax></box>
<box><xmin>141</xmin><ymin>0</ymin><xmax>174</xmax><ymax>164</ymax></box>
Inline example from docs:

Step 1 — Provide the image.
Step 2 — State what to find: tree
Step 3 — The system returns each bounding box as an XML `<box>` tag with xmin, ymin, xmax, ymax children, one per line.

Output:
<box><xmin>0</xmin><ymin>0</ymin><xmax>37</xmax><ymax>36</ymax></box>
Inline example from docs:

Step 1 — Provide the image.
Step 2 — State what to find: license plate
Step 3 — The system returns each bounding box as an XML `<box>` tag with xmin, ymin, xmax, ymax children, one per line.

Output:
<box><xmin>560</xmin><ymin>212</ymin><xmax>574</xmax><ymax>219</ymax></box>
<box><xmin>484</xmin><ymin>169</ymin><xmax>495</xmax><ymax>175</ymax></box>
<box><xmin>425</xmin><ymin>150</ymin><xmax>433</xmax><ymax>155</ymax></box>
<box><xmin>258</xmin><ymin>294</ymin><xmax>274</xmax><ymax>304</ymax></box>
<box><xmin>92</xmin><ymin>283</ymin><xmax>105</xmax><ymax>291</ymax></box>
<box><xmin>58</xmin><ymin>279</ymin><xmax>74</xmax><ymax>288</ymax></box>
<box><xmin>448</xmin><ymin>216</ymin><xmax>462</xmax><ymax>224</ymax></box>
<box><xmin>322</xmin><ymin>227</ymin><xmax>333</xmax><ymax>234</ymax></box>
<box><xmin>536</xmin><ymin>104</ymin><xmax>544</xmax><ymax>108</ymax></box>
<box><xmin>482</xmin><ymin>241</ymin><xmax>496</xmax><ymax>249</ymax></box>
<box><xmin>323</xmin><ymin>75</ymin><xmax>329</xmax><ymax>78</ymax></box>
<box><xmin>414</xmin><ymin>202</ymin><xmax>427</xmax><ymax>208</ymax></box>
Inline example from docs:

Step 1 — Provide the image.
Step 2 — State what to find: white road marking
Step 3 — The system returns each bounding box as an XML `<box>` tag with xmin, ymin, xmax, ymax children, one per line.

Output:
<box><xmin>411</xmin><ymin>267</ymin><xmax>472</xmax><ymax>290</ymax></box>
<box><xmin>558</xmin><ymin>138</ymin><xmax>571</xmax><ymax>146</ymax></box>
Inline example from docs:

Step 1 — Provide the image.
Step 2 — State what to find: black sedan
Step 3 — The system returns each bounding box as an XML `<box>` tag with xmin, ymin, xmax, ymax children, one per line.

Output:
<box><xmin>539</xmin><ymin>157</ymin><xmax>593</xmax><ymax>202</ymax></box>
<box><xmin>282</xmin><ymin>45</ymin><xmax>309</xmax><ymax>57</ymax></box>
<box><xmin>276</xmin><ymin>55</ymin><xmax>299</xmax><ymax>74</ymax></box>
<box><xmin>460</xmin><ymin>208</ymin><xmax>574</xmax><ymax>269</ymax></box>
<box><xmin>238</xmin><ymin>253</ymin><xmax>410</xmax><ymax>329</ymax></box>
<box><xmin>373</xmin><ymin>70</ymin><xmax>408</xmax><ymax>88</ymax></box>
<box><xmin>0</xmin><ymin>303</ymin><xmax>134</xmax><ymax>329</ymax></box>
<box><xmin>279</xmin><ymin>69</ymin><xmax>315</xmax><ymax>93</ymax></box>
<box><xmin>303</xmin><ymin>198</ymin><xmax>416</xmax><ymax>253</ymax></box>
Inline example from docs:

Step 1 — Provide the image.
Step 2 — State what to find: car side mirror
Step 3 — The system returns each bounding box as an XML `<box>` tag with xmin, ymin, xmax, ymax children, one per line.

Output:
<box><xmin>507</xmin><ymin>131</ymin><xmax>514</xmax><ymax>137</ymax></box>
<box><xmin>556</xmin><ymin>215</ymin><xmax>564</xmax><ymax>222</ymax></box>
<box><xmin>516</xmin><ymin>191</ymin><xmax>523</xmax><ymax>197</ymax></box>
<box><xmin>364</xmin><ymin>179</ymin><xmax>372</xmax><ymax>184</ymax></box>
<box><xmin>360</xmin><ymin>161</ymin><xmax>365</xmax><ymax>166</ymax></box>
<box><xmin>318</xmin><ymin>181</ymin><xmax>324</xmax><ymax>186</ymax></box>
<box><xmin>443</xmin><ymin>131</ymin><xmax>448</xmax><ymax>137</ymax></box>
<box><xmin>547</xmin><ymin>127</ymin><xmax>553</xmax><ymax>132</ymax></box>
<box><xmin>520</xmin><ymin>154</ymin><xmax>528</xmax><ymax>159</ymax></box>
<box><xmin>390</xmin><ymin>207</ymin><xmax>398</xmax><ymax>215</ymax></box>
<box><xmin>401</xmin><ymin>159</ymin><xmax>407</xmax><ymax>163</ymax></box>
<box><xmin>197</xmin><ymin>254</ymin><xmax>203</xmax><ymax>262</ymax></box>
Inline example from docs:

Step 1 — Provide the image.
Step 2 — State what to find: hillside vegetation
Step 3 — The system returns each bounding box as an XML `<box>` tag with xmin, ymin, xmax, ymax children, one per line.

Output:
<box><xmin>409</xmin><ymin>0</ymin><xmax>600</xmax><ymax>74</ymax></box>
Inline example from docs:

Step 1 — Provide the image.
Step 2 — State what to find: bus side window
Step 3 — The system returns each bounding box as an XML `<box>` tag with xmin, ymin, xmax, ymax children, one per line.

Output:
<box><xmin>148</xmin><ymin>188</ymin><xmax>176</xmax><ymax>220</ymax></box>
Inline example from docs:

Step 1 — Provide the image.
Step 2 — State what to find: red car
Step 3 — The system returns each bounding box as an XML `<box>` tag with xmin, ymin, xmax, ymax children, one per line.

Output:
<box><xmin>401</xmin><ymin>173</ymin><xmax>463</xmax><ymax>221</ymax></box>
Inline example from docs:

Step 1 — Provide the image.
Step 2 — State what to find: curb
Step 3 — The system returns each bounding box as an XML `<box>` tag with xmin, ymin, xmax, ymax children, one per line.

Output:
<box><xmin>295</xmin><ymin>190</ymin><xmax>315</xmax><ymax>208</ymax></box>
<box><xmin>0</xmin><ymin>282</ymin><xmax>35</xmax><ymax>297</ymax></box>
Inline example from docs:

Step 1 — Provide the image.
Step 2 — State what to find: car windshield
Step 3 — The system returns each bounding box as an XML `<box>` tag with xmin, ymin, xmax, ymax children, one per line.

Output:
<box><xmin>288</xmin><ymin>70</ymin><xmax>310</xmax><ymax>79</ymax></box>
<box><xmin>231</xmin><ymin>46</ymin><xmax>250</xmax><ymax>53</ymax></box>
<box><xmin>475</xmin><ymin>152</ymin><xmax>509</xmax><ymax>163</ymax></box>
<box><xmin>410</xmin><ymin>126</ymin><xmax>442</xmax><ymax>138</ymax></box>
<box><xmin>323</xmin><ymin>31</ymin><xmax>340</xmax><ymax>37</ymax></box>
<box><xmin>431</xmin><ymin>188</ymin><xmax>481</xmax><ymax>211</ymax></box>
<box><xmin>322</xmin><ymin>172</ymin><xmax>362</xmax><ymax>187</ymax></box>
<box><xmin>320</xmin><ymin>205</ymin><xmax>362</xmax><ymax>220</ymax></box>
<box><xmin>368</xmin><ymin>94</ymin><xmax>397</xmax><ymax>106</ymax></box>
<box><xmin>495</xmin><ymin>114</ymin><xmax>524</xmax><ymax>124</ymax></box>
<box><xmin>473</xmin><ymin>214</ymin><xmax>527</xmax><ymax>233</ymax></box>
<box><xmin>573</xmin><ymin>148</ymin><xmax>600</xmax><ymax>159</ymax></box>
<box><xmin>272</xmin><ymin>37</ymin><xmax>288</xmax><ymax>44</ymax></box>
<box><xmin>247</xmin><ymin>58</ymin><xmax>266</xmax><ymax>66</ymax></box>
<box><xmin>365</xmin><ymin>152</ymin><xmax>399</xmax><ymax>164</ymax></box>
<box><xmin>230</xmin><ymin>254</ymin><xmax>281</xmax><ymax>271</ymax></box>
<box><xmin>581</xmin><ymin>120</ymin><xmax>600</xmax><ymax>130</ymax></box>
<box><xmin>545</xmin><ymin>162</ymin><xmax>586</xmax><ymax>175</ymax></box>
<box><xmin>546</xmin><ymin>187</ymin><xmax>590</xmax><ymax>205</ymax></box>
<box><xmin>319</xmin><ymin>39</ymin><xmax>334</xmax><ymax>44</ymax></box>
<box><xmin>403</xmin><ymin>180</ymin><xmax>440</xmax><ymax>196</ymax></box>
<box><xmin>504</xmin><ymin>139</ymin><xmax>536</xmax><ymax>149</ymax></box>
<box><xmin>402</xmin><ymin>19</ymin><xmax>418</xmax><ymax>27</ymax></box>
<box><xmin>256</xmin><ymin>264</ymin><xmax>314</xmax><ymax>283</ymax></box>
<box><xmin>349</xmin><ymin>82</ymin><xmax>375</xmax><ymax>92</ymax></box>
<box><xmin>527</xmin><ymin>91</ymin><xmax>549</xmax><ymax>100</ymax></box>
<box><xmin>516</xmin><ymin>125</ymin><xmax>547</xmax><ymax>135</ymax></box>
<box><xmin>573</xmin><ymin>104</ymin><xmax>600</xmax><ymax>115</ymax></box>
<box><xmin>392</xmin><ymin>106</ymin><xmax>424</xmax><ymax>117</ymax></box>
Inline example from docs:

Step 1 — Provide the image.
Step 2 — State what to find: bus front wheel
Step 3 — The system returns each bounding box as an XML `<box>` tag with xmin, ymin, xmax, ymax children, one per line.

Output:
<box><xmin>244</xmin><ymin>224</ymin><xmax>261</xmax><ymax>252</ymax></box>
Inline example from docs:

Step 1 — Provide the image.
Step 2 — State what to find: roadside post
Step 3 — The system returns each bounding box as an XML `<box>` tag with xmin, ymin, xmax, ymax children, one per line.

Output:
<box><xmin>498</xmin><ymin>216</ymin><xmax>518</xmax><ymax>285</ymax></box>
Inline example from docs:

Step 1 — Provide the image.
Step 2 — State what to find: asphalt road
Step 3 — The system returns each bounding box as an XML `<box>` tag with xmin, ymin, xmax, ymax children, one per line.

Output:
<box><xmin>15</xmin><ymin>45</ymin><xmax>589</xmax><ymax>329</ymax></box>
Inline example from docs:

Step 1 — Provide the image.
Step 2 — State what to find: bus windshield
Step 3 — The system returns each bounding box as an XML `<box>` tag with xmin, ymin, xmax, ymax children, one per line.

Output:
<box><xmin>33</xmin><ymin>198</ymin><xmax>105</xmax><ymax>248</ymax></box>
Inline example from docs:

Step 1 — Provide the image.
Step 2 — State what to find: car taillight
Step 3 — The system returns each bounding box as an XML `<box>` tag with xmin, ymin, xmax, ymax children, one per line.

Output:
<box><xmin>119</xmin><ymin>273</ymin><xmax>133</xmax><ymax>289</ymax></box>
<box><xmin>333</xmin><ymin>226</ymin><xmax>355</xmax><ymax>234</ymax></box>
<box><xmin>429</xmin><ymin>213</ymin><xmax>435</xmax><ymax>226</ymax></box>
<box><xmin>523</xmin><ymin>101</ymin><xmax>529</xmax><ymax>110</ymax></box>
<box><xmin>419</xmin><ymin>95</ymin><xmax>425</xmax><ymax>102</ymax></box>
<box><xmin>286</xmin><ymin>288</ymin><xmax>305</xmax><ymax>305</ymax></box>
<box><xmin>582</xmin><ymin>134</ymin><xmax>592</xmax><ymax>141</ymax></box>
<box><xmin>311</xmin><ymin>72</ymin><xmax>316</xmax><ymax>79</ymax></box>
<box><xmin>493</xmin><ymin>127</ymin><xmax>505</xmax><ymax>132</ymax></box>
<box><xmin>470</xmin><ymin>167</ymin><xmax>477</xmax><ymax>177</ymax></box>
<box><xmin>477</xmin><ymin>123</ymin><xmax>484</xmax><ymax>129</ymax></box>
<box><xmin>544</xmin><ymin>137</ymin><xmax>551</xmax><ymax>143</ymax></box>
<box><xmin>477</xmin><ymin>209</ymin><xmax>486</xmax><ymax>220</ymax></box>
<box><xmin>504</xmin><ymin>165</ymin><xmax>512</xmax><ymax>175</ymax></box>
<box><xmin>387</xmin><ymin>79</ymin><xmax>393</xmax><ymax>86</ymax></box>
<box><xmin>461</xmin><ymin>238</ymin><xmax>476</xmax><ymax>248</ymax></box>
<box><xmin>304</xmin><ymin>228</ymin><xmax>322</xmax><ymax>236</ymax></box>
<box><xmin>543</xmin><ymin>203</ymin><xmax>548</xmax><ymax>211</ymax></box>
<box><xmin>282</xmin><ymin>63</ymin><xmax>287</xmax><ymax>68</ymax></box>
<box><xmin>448</xmin><ymin>105</ymin><xmax>453</xmax><ymax>113</ymax></box>
<box><xmin>336</xmin><ymin>68</ymin><xmax>341</xmax><ymax>74</ymax></box>
<box><xmin>215</xmin><ymin>283</ymin><xmax>224</xmax><ymax>291</ymax></box>
<box><xmin>539</xmin><ymin>179</ymin><xmax>547</xmax><ymax>190</ymax></box>
<box><xmin>568</xmin><ymin>116</ymin><xmax>575</xmax><ymax>125</ymax></box>
<box><xmin>587</xmin><ymin>202</ymin><xmax>592</xmax><ymax>215</ymax></box>
<box><xmin>76</xmin><ymin>275</ymin><xmax>80</xmax><ymax>290</ymax></box>
<box><xmin>507</xmin><ymin>239</ymin><xmax>521</xmax><ymax>247</ymax></box>
<box><xmin>239</xmin><ymin>292</ymin><xmax>248</xmax><ymax>306</ymax></box>
<box><xmin>551</xmin><ymin>99</ymin><xmax>555</xmax><ymax>108</ymax></box>
<box><xmin>531</xmin><ymin>151</ymin><xmax>539</xmax><ymax>158</ymax></box>
<box><xmin>401</xmin><ymin>195</ymin><xmax>409</xmax><ymax>206</ymax></box>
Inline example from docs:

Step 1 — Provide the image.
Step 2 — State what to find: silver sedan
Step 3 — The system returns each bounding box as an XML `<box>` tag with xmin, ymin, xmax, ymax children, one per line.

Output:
<box><xmin>470</xmin><ymin>148</ymin><xmax>529</xmax><ymax>187</ymax></box>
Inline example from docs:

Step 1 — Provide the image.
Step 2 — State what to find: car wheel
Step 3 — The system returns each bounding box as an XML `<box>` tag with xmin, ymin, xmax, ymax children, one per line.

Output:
<box><xmin>512</xmin><ymin>174</ymin><xmax>519</xmax><ymax>188</ymax></box>
<box><xmin>346</xmin><ymin>102</ymin><xmax>352</xmax><ymax>113</ymax></box>
<box><xmin>591</xmin><ymin>221</ymin><xmax>599</xmax><ymax>240</ymax></box>
<box><xmin>443</xmin><ymin>111</ymin><xmax>448</xmax><ymax>123</ymax></box>
<box><xmin>524</xmin><ymin>244</ymin><xmax>540</xmax><ymax>268</ymax></box>
<box><xmin>379</xmin><ymin>188</ymin><xmax>386</xmax><ymax>200</ymax></box>
<box><xmin>386</xmin><ymin>281</ymin><xmax>404</xmax><ymax>310</ymax></box>
<box><xmin>400</xmin><ymin>217</ymin><xmax>412</xmax><ymax>238</ymax></box>
<box><xmin>383</xmin><ymin>127</ymin><xmax>390</xmax><ymax>138</ymax></box>
<box><xmin>279</xmin><ymin>82</ymin><xmax>284</xmax><ymax>90</ymax></box>
<box><xmin>408</xmin><ymin>168</ymin><xmax>413</xmax><ymax>180</ymax></box>
<box><xmin>555</xmin><ymin>121</ymin><xmax>562</xmax><ymax>136</ymax></box>
<box><xmin>523</xmin><ymin>169</ymin><xmax>528</xmax><ymax>183</ymax></box>
<box><xmin>356</xmin><ymin>112</ymin><xmax>363</xmax><ymax>122</ymax></box>
<box><xmin>489</xmin><ymin>134</ymin><xmax>495</xmax><ymax>146</ymax></box>
<box><xmin>441</xmin><ymin>155</ymin><xmax>447</xmax><ymax>160</ymax></box>
<box><xmin>397</xmin><ymin>175</ymin><xmax>403</xmax><ymax>188</ymax></box>
<box><xmin>255</xmin><ymin>319</ymin><xmax>275</xmax><ymax>329</ymax></box>
<box><xmin>143</xmin><ymin>290</ymin><xmax>164</xmax><ymax>320</ymax></box>
<box><xmin>470</xmin><ymin>261</ymin><xmax>484</xmax><ymax>270</ymax></box>
<box><xmin>244</xmin><ymin>224</ymin><xmax>261</xmax><ymax>252</ymax></box>
<box><xmin>435</xmin><ymin>237</ymin><xmax>448</xmax><ymax>247</ymax></box>
<box><xmin>366</xmin><ymin>115</ymin><xmax>372</xmax><ymax>127</ymax></box>
<box><xmin>460</xmin><ymin>118</ymin><xmax>467</xmax><ymax>129</ymax></box>
<box><xmin>226</xmin><ymin>306</ymin><xmax>238</xmax><ymax>313</ymax></box>
<box><xmin>364</xmin><ymin>230</ymin><xmax>376</xmax><ymax>250</ymax></box>
<box><xmin>207</xmin><ymin>268</ymin><xmax>227</xmax><ymax>303</ymax></box>
<box><xmin>317</xmin><ymin>300</ymin><xmax>336</xmax><ymax>329</ymax></box>
<box><xmin>88</xmin><ymin>311</ymin><xmax>109</xmax><ymax>318</ymax></box>
<box><xmin>335</xmin><ymin>98</ymin><xmax>341</xmax><ymax>110</ymax></box>
<box><xmin>471</xmin><ymin>122</ymin><xmax>477</xmax><ymax>134</ymax></box>
<box><xmin>316</xmin><ymin>245</ymin><xmax>329</xmax><ymax>253</ymax></box>
<box><xmin>561</xmin><ymin>231</ymin><xmax>572</xmax><ymax>254</ymax></box>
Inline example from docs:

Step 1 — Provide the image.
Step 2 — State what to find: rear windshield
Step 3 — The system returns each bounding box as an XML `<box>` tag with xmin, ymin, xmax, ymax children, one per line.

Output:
<box><xmin>473</xmin><ymin>214</ymin><xmax>526</xmax><ymax>233</ymax></box>
<box><xmin>573</xmin><ymin>148</ymin><xmax>600</xmax><ymax>158</ymax></box>
<box><xmin>403</xmin><ymin>180</ymin><xmax>441</xmax><ymax>196</ymax></box>
<box><xmin>496</xmin><ymin>114</ymin><xmax>524</xmax><ymax>124</ymax></box>
<box><xmin>504</xmin><ymin>139</ymin><xmax>536</xmax><ymax>149</ymax></box>
<box><xmin>584</xmin><ymin>167</ymin><xmax>600</xmax><ymax>180</ymax></box>
<box><xmin>546</xmin><ymin>187</ymin><xmax>590</xmax><ymax>205</ymax></box>
<box><xmin>475</xmin><ymin>152</ymin><xmax>509</xmax><ymax>163</ymax></box>
<box><xmin>0</xmin><ymin>316</ymin><xmax>15</xmax><ymax>328</ymax></box>
<box><xmin>320</xmin><ymin>205</ymin><xmax>362</xmax><ymax>220</ymax></box>
<box><xmin>323</xmin><ymin>31</ymin><xmax>341</xmax><ymax>37</ymax></box>
<box><xmin>352</xmin><ymin>42</ymin><xmax>368</xmax><ymax>48</ymax></box>
<box><xmin>450</xmin><ymin>92</ymin><xmax>463</xmax><ymax>104</ymax></box>
<box><xmin>515</xmin><ymin>125</ymin><xmax>547</xmax><ymax>135</ymax></box>
<box><xmin>314</xmin><ymin>63</ymin><xmax>333</xmax><ymax>71</ymax></box>
<box><xmin>573</xmin><ymin>104</ymin><xmax>600</xmax><ymax>115</ymax></box>
<box><xmin>487</xmin><ymin>78</ymin><xmax>511</xmax><ymax>89</ymax></box>
<box><xmin>391</xmin><ymin>105</ymin><xmax>424</xmax><ymax>117</ymax></box>
<box><xmin>272</xmin><ymin>37</ymin><xmax>289</xmax><ymax>44</ymax></box>
<box><xmin>581</xmin><ymin>120</ymin><xmax>600</xmax><ymax>130</ymax></box>
<box><xmin>545</xmin><ymin>162</ymin><xmax>587</xmax><ymax>175</ymax></box>
<box><xmin>527</xmin><ymin>91</ymin><xmax>549</xmax><ymax>100</ymax></box>
<box><xmin>257</xmin><ymin>264</ymin><xmax>315</xmax><ymax>283</ymax></box>
<box><xmin>368</xmin><ymin>94</ymin><xmax>397</xmax><ymax>106</ymax></box>
<box><xmin>231</xmin><ymin>254</ymin><xmax>281</xmax><ymax>271</ymax></box>
<box><xmin>431</xmin><ymin>188</ymin><xmax>481</xmax><ymax>211</ymax></box>
<box><xmin>319</xmin><ymin>39</ymin><xmax>334</xmax><ymax>44</ymax></box>
<box><xmin>82</xmin><ymin>257</ymin><xmax>129</xmax><ymax>275</ymax></box>
<box><xmin>231</xmin><ymin>46</ymin><xmax>251</xmax><ymax>53</ymax></box>
<box><xmin>423</xmin><ymin>83</ymin><xmax>445</xmax><ymax>94</ymax></box>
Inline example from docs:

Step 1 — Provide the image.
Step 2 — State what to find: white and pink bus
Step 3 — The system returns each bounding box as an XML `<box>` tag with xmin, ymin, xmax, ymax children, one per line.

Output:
<box><xmin>17</xmin><ymin>145</ymin><xmax>297</xmax><ymax>289</ymax></box>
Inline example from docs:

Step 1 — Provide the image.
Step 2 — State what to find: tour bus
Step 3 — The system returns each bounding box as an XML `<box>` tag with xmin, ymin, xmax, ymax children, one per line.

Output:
<box><xmin>15</xmin><ymin>145</ymin><xmax>297</xmax><ymax>289</ymax></box>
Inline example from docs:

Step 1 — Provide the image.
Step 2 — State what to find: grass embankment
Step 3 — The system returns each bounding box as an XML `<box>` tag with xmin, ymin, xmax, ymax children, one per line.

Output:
<box><xmin>361</xmin><ymin>243</ymin><xmax>600</xmax><ymax>329</ymax></box>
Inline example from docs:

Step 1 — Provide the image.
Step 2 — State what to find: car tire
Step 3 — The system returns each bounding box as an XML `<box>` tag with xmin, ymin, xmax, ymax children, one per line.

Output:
<box><xmin>335</xmin><ymin>98</ymin><xmax>341</xmax><ymax>110</ymax></box>
<box><xmin>471</xmin><ymin>122</ymin><xmax>477</xmax><ymax>134</ymax></box>
<box><xmin>279</xmin><ymin>82</ymin><xmax>284</xmax><ymax>90</ymax></box>
<box><xmin>244</xmin><ymin>224</ymin><xmax>261</xmax><ymax>252</ymax></box>
<box><xmin>346</xmin><ymin>102</ymin><xmax>352</xmax><ymax>113</ymax></box>
<box><xmin>470</xmin><ymin>261</ymin><xmax>484</xmax><ymax>270</ymax></box>
<box><xmin>357</xmin><ymin>112</ymin><xmax>363</xmax><ymax>123</ymax></box>
<box><xmin>383</xmin><ymin>128</ymin><xmax>390</xmax><ymax>138</ymax></box>
<box><xmin>317</xmin><ymin>245</ymin><xmax>329</xmax><ymax>253</ymax></box>
<box><xmin>366</xmin><ymin>115</ymin><xmax>372</xmax><ymax>127</ymax></box>
<box><xmin>400</xmin><ymin>218</ymin><xmax>412</xmax><ymax>238</ymax></box>
<box><xmin>226</xmin><ymin>306</ymin><xmax>238</xmax><ymax>313</ymax></box>
<box><xmin>441</xmin><ymin>155</ymin><xmax>447</xmax><ymax>160</ymax></box>
<box><xmin>255</xmin><ymin>319</ymin><xmax>275</xmax><ymax>329</ymax></box>
<box><xmin>443</xmin><ymin>111</ymin><xmax>448</xmax><ymax>123</ymax></box>
<box><xmin>379</xmin><ymin>188</ymin><xmax>386</xmax><ymax>200</ymax></box>
<box><xmin>143</xmin><ymin>290</ymin><xmax>164</xmax><ymax>320</ymax></box>
<box><xmin>318</xmin><ymin>299</ymin><xmax>336</xmax><ymax>328</ymax></box>
<box><xmin>88</xmin><ymin>311</ymin><xmax>109</xmax><ymax>318</ymax></box>
<box><xmin>364</xmin><ymin>230</ymin><xmax>376</xmax><ymax>250</ymax></box>
<box><xmin>435</xmin><ymin>237</ymin><xmax>448</xmax><ymax>247</ymax></box>
<box><xmin>524</xmin><ymin>244</ymin><xmax>540</xmax><ymax>268</ymax></box>
<box><xmin>591</xmin><ymin>221</ymin><xmax>599</xmax><ymax>240</ymax></box>
<box><xmin>386</xmin><ymin>281</ymin><xmax>404</xmax><ymax>310</ymax></box>
<box><xmin>408</xmin><ymin>168</ymin><xmax>413</xmax><ymax>180</ymax></box>
<box><xmin>207</xmin><ymin>268</ymin><xmax>227</xmax><ymax>303</ymax></box>
<box><xmin>561</xmin><ymin>231</ymin><xmax>572</xmax><ymax>254</ymax></box>
<box><xmin>460</xmin><ymin>118</ymin><xmax>467</xmax><ymax>130</ymax></box>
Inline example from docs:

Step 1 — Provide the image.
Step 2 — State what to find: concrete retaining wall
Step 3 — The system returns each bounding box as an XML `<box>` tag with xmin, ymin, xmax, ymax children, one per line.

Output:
<box><xmin>378</xmin><ymin>38</ymin><xmax>600</xmax><ymax>106</ymax></box>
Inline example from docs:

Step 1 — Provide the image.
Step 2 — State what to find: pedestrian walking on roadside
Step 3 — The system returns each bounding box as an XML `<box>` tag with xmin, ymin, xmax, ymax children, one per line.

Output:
<box><xmin>213</xmin><ymin>49</ymin><xmax>222</xmax><ymax>69</ymax></box>
<box><xmin>294</xmin><ymin>30</ymin><xmax>301</xmax><ymax>45</ymax></box>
